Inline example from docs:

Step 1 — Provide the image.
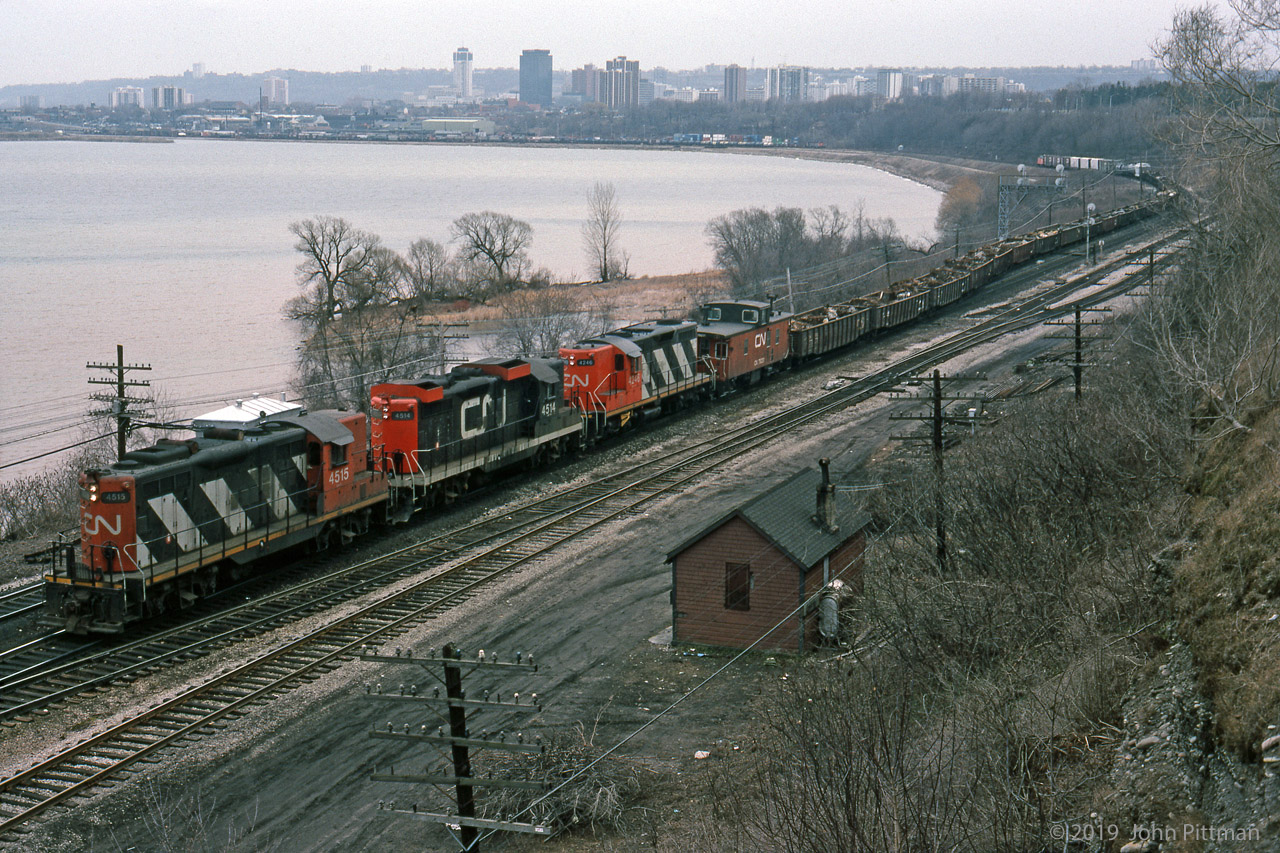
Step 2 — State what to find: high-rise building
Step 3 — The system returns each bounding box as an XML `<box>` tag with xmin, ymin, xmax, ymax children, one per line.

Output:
<box><xmin>151</xmin><ymin>86</ymin><xmax>185</xmax><ymax>110</ymax></box>
<box><xmin>767</xmin><ymin>66</ymin><xmax>808</xmax><ymax>103</ymax></box>
<box><xmin>360</xmin><ymin>64</ymin><xmax>373</xmax><ymax>74</ymax></box>
<box><xmin>519</xmin><ymin>49</ymin><xmax>553</xmax><ymax>107</ymax></box>
<box><xmin>453</xmin><ymin>47</ymin><xmax>474</xmax><ymax>98</ymax></box>
<box><xmin>724</xmin><ymin>64</ymin><xmax>747</xmax><ymax>103</ymax></box>
<box><xmin>191</xmin><ymin>63</ymin><xmax>205</xmax><ymax>79</ymax></box>
<box><xmin>604</xmin><ymin>56</ymin><xmax>639</xmax><ymax>109</ymax></box>
<box><xmin>264</xmin><ymin>76</ymin><xmax>289</xmax><ymax>106</ymax></box>
<box><xmin>876</xmin><ymin>69</ymin><xmax>904</xmax><ymax>100</ymax></box>
<box><xmin>110</xmin><ymin>86</ymin><xmax>145</xmax><ymax>108</ymax></box>
<box><xmin>18</xmin><ymin>94</ymin><xmax>40</xmax><ymax>110</ymax></box>
<box><xmin>570</xmin><ymin>64</ymin><xmax>601</xmax><ymax>103</ymax></box>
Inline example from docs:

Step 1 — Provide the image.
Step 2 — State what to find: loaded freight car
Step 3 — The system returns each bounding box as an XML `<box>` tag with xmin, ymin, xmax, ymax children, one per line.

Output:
<box><xmin>371</xmin><ymin>357</ymin><xmax>581</xmax><ymax>510</ymax></box>
<box><xmin>789</xmin><ymin>299</ymin><xmax>876</xmax><ymax>360</ymax></box>
<box><xmin>45</xmin><ymin>402</ymin><xmax>389</xmax><ymax>633</ymax></box>
<box><xmin>695</xmin><ymin>299</ymin><xmax>792</xmax><ymax>387</ymax></box>
<box><xmin>920</xmin><ymin>266</ymin><xmax>971</xmax><ymax>311</ymax></box>
<box><xmin>561</xmin><ymin>318</ymin><xmax>712</xmax><ymax>433</ymax></box>
<box><xmin>871</xmin><ymin>284</ymin><xmax>930</xmax><ymax>329</ymax></box>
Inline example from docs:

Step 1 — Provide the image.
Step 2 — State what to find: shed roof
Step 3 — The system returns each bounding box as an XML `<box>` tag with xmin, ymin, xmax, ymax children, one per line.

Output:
<box><xmin>667</xmin><ymin>468</ymin><xmax>871</xmax><ymax>570</ymax></box>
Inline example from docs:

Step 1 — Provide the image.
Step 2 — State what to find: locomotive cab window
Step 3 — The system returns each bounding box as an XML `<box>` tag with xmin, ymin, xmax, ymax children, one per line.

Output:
<box><xmin>308</xmin><ymin>443</ymin><xmax>323</xmax><ymax>466</ymax></box>
<box><xmin>330</xmin><ymin>443</ymin><xmax>347</xmax><ymax>466</ymax></box>
<box><xmin>614</xmin><ymin>354</ymin><xmax>625</xmax><ymax>372</ymax></box>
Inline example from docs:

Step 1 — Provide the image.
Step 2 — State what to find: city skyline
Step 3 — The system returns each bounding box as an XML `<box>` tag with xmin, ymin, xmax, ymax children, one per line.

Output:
<box><xmin>1</xmin><ymin>0</ymin><xmax>1191</xmax><ymax>89</ymax></box>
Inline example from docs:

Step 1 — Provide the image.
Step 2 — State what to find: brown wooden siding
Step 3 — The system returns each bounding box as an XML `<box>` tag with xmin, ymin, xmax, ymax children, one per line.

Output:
<box><xmin>672</xmin><ymin>516</ymin><xmax>805</xmax><ymax>651</ymax></box>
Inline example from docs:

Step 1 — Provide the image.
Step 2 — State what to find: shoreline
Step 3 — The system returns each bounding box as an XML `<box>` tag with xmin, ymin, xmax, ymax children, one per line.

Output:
<box><xmin>0</xmin><ymin>130</ymin><xmax>999</xmax><ymax>191</ymax></box>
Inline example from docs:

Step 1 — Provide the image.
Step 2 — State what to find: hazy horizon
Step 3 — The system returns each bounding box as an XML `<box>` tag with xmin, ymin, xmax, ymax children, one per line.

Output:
<box><xmin>3</xmin><ymin>0</ymin><xmax>1190</xmax><ymax>89</ymax></box>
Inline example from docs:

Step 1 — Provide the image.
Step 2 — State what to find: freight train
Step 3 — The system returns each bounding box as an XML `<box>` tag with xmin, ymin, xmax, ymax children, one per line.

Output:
<box><xmin>45</xmin><ymin>194</ymin><xmax>1169</xmax><ymax>633</ymax></box>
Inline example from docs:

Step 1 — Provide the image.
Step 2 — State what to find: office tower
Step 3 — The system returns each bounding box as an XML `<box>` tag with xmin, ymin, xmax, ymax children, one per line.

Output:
<box><xmin>520</xmin><ymin>49</ymin><xmax>553</xmax><ymax>107</ymax></box>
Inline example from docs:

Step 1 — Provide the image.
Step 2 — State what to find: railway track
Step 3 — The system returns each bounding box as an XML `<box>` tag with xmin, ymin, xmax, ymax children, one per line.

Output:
<box><xmin>0</xmin><ymin>223</ymin><xmax>1181</xmax><ymax>840</ymax></box>
<box><xmin>0</xmin><ymin>585</ymin><xmax>42</xmax><ymax>625</ymax></box>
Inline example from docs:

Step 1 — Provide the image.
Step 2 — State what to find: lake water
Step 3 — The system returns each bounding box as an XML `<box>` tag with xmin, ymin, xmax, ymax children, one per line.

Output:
<box><xmin>0</xmin><ymin>139</ymin><xmax>941</xmax><ymax>481</ymax></box>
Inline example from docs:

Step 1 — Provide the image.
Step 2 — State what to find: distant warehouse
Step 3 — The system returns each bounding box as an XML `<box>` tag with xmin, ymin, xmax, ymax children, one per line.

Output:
<box><xmin>419</xmin><ymin>118</ymin><xmax>496</xmax><ymax>138</ymax></box>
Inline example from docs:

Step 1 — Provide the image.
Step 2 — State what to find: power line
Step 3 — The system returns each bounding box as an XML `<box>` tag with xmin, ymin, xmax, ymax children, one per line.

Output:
<box><xmin>0</xmin><ymin>432</ymin><xmax>114</xmax><ymax>471</ymax></box>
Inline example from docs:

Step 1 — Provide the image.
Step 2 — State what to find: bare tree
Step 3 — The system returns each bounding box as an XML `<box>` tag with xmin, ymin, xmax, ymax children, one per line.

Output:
<box><xmin>294</xmin><ymin>306</ymin><xmax>443</xmax><ymax>413</ymax></box>
<box><xmin>286</xmin><ymin>216</ymin><xmax>382</xmax><ymax>325</ymax></box>
<box><xmin>286</xmin><ymin>219</ymin><xmax>442</xmax><ymax>412</ymax></box>
<box><xmin>1158</xmin><ymin>1</ymin><xmax>1280</xmax><ymax>162</ymax></box>
<box><xmin>450</xmin><ymin>211</ymin><xmax>533</xmax><ymax>299</ymax></box>
<box><xmin>582</xmin><ymin>181</ymin><xmax>629</xmax><ymax>282</ymax></box>
<box><xmin>495</xmin><ymin>287</ymin><xmax>615</xmax><ymax>358</ymax></box>
<box><xmin>403</xmin><ymin>237</ymin><xmax>457</xmax><ymax>304</ymax></box>
<box><xmin>1147</xmin><ymin>1</ymin><xmax>1280</xmax><ymax>440</ymax></box>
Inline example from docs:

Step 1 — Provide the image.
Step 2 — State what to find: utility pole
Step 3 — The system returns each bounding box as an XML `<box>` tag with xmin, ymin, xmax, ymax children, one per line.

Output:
<box><xmin>1045</xmin><ymin>306</ymin><xmax>1110</xmax><ymax>399</ymax></box>
<box><xmin>87</xmin><ymin>344</ymin><xmax>151</xmax><ymax>459</ymax></box>
<box><xmin>889</xmin><ymin>369</ymin><xmax>987</xmax><ymax>573</ymax></box>
<box><xmin>419</xmin><ymin>320</ymin><xmax>470</xmax><ymax>371</ymax></box>
<box><xmin>363</xmin><ymin>643</ymin><xmax>549</xmax><ymax>850</ymax></box>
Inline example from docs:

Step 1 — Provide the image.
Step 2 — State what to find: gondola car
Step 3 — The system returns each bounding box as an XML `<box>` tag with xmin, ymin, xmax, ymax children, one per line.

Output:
<box><xmin>45</xmin><ymin>401</ymin><xmax>388</xmax><ymax>633</ymax></box>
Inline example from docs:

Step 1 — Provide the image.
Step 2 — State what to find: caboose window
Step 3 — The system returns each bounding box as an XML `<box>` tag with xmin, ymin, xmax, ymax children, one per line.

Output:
<box><xmin>704</xmin><ymin>307</ymin><xmax>721</xmax><ymax>320</ymax></box>
<box><xmin>714</xmin><ymin>342</ymin><xmax>728</xmax><ymax>359</ymax></box>
<box><xmin>742</xmin><ymin>309</ymin><xmax>759</xmax><ymax>324</ymax></box>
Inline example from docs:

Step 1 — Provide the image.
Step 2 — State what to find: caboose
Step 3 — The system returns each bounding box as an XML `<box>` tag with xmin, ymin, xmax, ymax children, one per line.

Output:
<box><xmin>560</xmin><ymin>318</ymin><xmax>713</xmax><ymax>434</ymax></box>
<box><xmin>45</xmin><ymin>400</ymin><xmax>389</xmax><ymax>633</ymax></box>
<box><xmin>370</xmin><ymin>356</ymin><xmax>581</xmax><ymax>511</ymax></box>
<box><xmin>695</xmin><ymin>300</ymin><xmax>792</xmax><ymax>388</ymax></box>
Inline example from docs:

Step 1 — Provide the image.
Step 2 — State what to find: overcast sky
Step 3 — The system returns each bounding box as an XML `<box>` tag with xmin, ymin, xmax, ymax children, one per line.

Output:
<box><xmin>2</xmin><ymin>0</ymin><xmax>1194</xmax><ymax>88</ymax></box>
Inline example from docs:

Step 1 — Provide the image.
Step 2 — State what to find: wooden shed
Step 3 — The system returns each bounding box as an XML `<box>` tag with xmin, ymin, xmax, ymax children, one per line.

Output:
<box><xmin>666</xmin><ymin>460</ymin><xmax>870</xmax><ymax>652</ymax></box>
